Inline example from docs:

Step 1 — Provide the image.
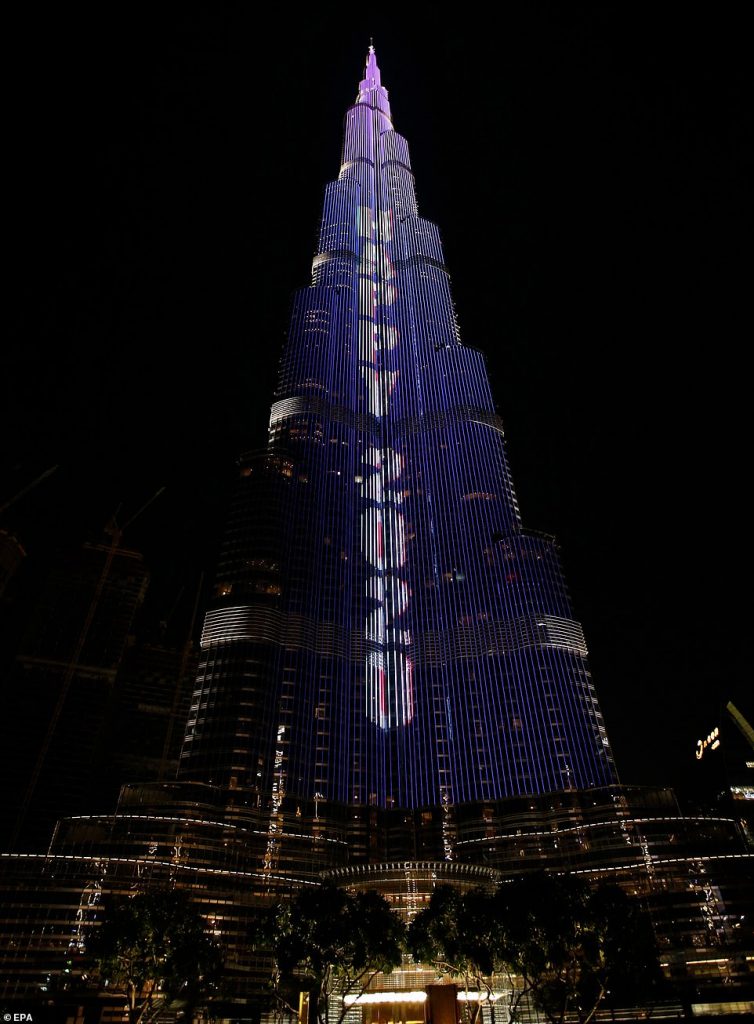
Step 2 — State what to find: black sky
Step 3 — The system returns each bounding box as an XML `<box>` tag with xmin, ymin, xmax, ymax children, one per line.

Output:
<box><xmin>3</xmin><ymin>7</ymin><xmax>750</xmax><ymax>795</ymax></box>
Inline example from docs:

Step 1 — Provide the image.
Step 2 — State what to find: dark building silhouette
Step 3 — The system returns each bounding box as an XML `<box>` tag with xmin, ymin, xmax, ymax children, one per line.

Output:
<box><xmin>100</xmin><ymin>639</ymin><xmax>198</xmax><ymax>791</ymax></box>
<box><xmin>690</xmin><ymin>702</ymin><xmax>754</xmax><ymax>824</ymax></box>
<box><xmin>0</xmin><ymin>540</ymin><xmax>149</xmax><ymax>848</ymax></box>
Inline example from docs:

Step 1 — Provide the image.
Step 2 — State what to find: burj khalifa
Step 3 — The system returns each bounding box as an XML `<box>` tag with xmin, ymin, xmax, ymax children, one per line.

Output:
<box><xmin>179</xmin><ymin>48</ymin><xmax>617</xmax><ymax>832</ymax></box>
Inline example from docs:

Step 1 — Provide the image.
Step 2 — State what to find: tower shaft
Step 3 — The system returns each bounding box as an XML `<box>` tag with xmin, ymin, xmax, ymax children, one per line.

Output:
<box><xmin>179</xmin><ymin>49</ymin><xmax>617</xmax><ymax>819</ymax></box>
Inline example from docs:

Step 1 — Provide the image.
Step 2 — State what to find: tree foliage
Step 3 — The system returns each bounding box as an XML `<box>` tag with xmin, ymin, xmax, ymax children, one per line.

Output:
<box><xmin>499</xmin><ymin>873</ymin><xmax>662</xmax><ymax>1024</ymax></box>
<box><xmin>409</xmin><ymin>874</ymin><xmax>663</xmax><ymax>1024</ymax></box>
<box><xmin>408</xmin><ymin>885</ymin><xmax>501</xmax><ymax>1024</ymax></box>
<box><xmin>261</xmin><ymin>883</ymin><xmax>405</xmax><ymax>1024</ymax></box>
<box><xmin>88</xmin><ymin>888</ymin><xmax>224</xmax><ymax>1024</ymax></box>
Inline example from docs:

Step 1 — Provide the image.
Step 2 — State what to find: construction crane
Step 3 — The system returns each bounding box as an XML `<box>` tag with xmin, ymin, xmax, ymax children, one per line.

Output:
<box><xmin>0</xmin><ymin>464</ymin><xmax>58</xmax><ymax>516</ymax></box>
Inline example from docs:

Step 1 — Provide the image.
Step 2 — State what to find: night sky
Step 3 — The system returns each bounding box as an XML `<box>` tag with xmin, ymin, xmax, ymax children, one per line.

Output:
<box><xmin>3</xmin><ymin>8</ymin><xmax>750</xmax><ymax>797</ymax></box>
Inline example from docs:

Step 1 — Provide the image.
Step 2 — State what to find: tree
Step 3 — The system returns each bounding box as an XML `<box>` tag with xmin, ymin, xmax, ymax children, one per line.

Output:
<box><xmin>261</xmin><ymin>884</ymin><xmax>405</xmax><ymax>1024</ymax></box>
<box><xmin>88</xmin><ymin>888</ymin><xmax>224</xmax><ymax>1024</ymax></box>
<box><xmin>408</xmin><ymin>886</ymin><xmax>501</xmax><ymax>1024</ymax></box>
<box><xmin>495</xmin><ymin>873</ymin><xmax>663</xmax><ymax>1024</ymax></box>
<box><xmin>408</xmin><ymin>875</ymin><xmax>663</xmax><ymax>1024</ymax></box>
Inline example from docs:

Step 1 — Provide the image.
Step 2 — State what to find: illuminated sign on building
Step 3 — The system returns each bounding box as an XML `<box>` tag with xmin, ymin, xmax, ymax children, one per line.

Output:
<box><xmin>695</xmin><ymin>726</ymin><xmax>720</xmax><ymax>760</ymax></box>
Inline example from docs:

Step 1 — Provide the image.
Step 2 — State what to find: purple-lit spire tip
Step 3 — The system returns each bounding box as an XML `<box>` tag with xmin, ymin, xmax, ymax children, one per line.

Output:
<box><xmin>363</xmin><ymin>43</ymin><xmax>381</xmax><ymax>87</ymax></box>
<box><xmin>357</xmin><ymin>42</ymin><xmax>390</xmax><ymax>118</ymax></box>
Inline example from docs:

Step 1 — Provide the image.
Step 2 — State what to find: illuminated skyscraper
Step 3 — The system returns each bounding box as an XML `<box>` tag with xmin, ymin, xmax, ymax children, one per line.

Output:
<box><xmin>179</xmin><ymin>47</ymin><xmax>617</xmax><ymax>832</ymax></box>
<box><xmin>2</xmin><ymin>48</ymin><xmax>753</xmax><ymax>1012</ymax></box>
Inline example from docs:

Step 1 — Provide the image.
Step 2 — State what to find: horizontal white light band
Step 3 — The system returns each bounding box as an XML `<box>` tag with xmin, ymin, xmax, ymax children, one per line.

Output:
<box><xmin>344</xmin><ymin>992</ymin><xmax>427</xmax><ymax>1006</ymax></box>
<box><xmin>342</xmin><ymin>991</ymin><xmax>503</xmax><ymax>1006</ymax></box>
<box><xmin>201</xmin><ymin>606</ymin><xmax>587</xmax><ymax>660</ymax></box>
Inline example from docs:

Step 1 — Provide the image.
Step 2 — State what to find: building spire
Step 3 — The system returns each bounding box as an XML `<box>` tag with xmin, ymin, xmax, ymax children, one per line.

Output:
<box><xmin>357</xmin><ymin>43</ymin><xmax>390</xmax><ymax>118</ymax></box>
<box><xmin>363</xmin><ymin>43</ymin><xmax>381</xmax><ymax>88</ymax></box>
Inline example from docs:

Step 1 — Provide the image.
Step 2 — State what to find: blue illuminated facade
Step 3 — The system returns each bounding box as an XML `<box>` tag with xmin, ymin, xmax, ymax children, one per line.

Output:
<box><xmin>180</xmin><ymin>49</ymin><xmax>617</xmax><ymax>825</ymax></box>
